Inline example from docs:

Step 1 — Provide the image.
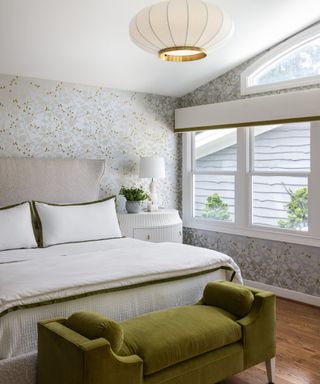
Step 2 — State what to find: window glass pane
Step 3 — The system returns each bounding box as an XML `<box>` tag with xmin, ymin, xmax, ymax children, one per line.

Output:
<box><xmin>253</xmin><ymin>123</ymin><xmax>310</xmax><ymax>172</ymax></box>
<box><xmin>252</xmin><ymin>176</ymin><xmax>308</xmax><ymax>231</ymax></box>
<box><xmin>195</xmin><ymin>129</ymin><xmax>237</xmax><ymax>172</ymax></box>
<box><xmin>194</xmin><ymin>175</ymin><xmax>235</xmax><ymax>222</ymax></box>
<box><xmin>252</xmin><ymin>36</ymin><xmax>320</xmax><ymax>85</ymax></box>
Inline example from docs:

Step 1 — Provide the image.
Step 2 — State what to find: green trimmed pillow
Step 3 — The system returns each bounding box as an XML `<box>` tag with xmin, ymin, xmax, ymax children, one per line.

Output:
<box><xmin>202</xmin><ymin>281</ymin><xmax>254</xmax><ymax>318</ymax></box>
<box><xmin>32</xmin><ymin>196</ymin><xmax>121</xmax><ymax>247</ymax></box>
<box><xmin>66</xmin><ymin>312</ymin><xmax>124</xmax><ymax>353</ymax></box>
<box><xmin>0</xmin><ymin>202</ymin><xmax>37</xmax><ymax>251</ymax></box>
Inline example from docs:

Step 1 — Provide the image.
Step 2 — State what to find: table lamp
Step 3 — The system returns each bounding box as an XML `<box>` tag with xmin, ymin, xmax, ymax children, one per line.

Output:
<box><xmin>139</xmin><ymin>156</ymin><xmax>165</xmax><ymax>211</ymax></box>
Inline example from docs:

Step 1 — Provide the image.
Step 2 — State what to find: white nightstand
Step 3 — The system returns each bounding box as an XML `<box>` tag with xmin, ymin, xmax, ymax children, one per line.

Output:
<box><xmin>117</xmin><ymin>209</ymin><xmax>182</xmax><ymax>243</ymax></box>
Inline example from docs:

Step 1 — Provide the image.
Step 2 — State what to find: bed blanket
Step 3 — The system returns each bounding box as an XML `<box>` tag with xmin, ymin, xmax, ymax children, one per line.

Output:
<box><xmin>0</xmin><ymin>238</ymin><xmax>241</xmax><ymax>317</ymax></box>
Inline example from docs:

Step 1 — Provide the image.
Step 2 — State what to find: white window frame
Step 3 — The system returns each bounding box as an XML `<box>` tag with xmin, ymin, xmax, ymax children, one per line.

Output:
<box><xmin>241</xmin><ymin>24</ymin><xmax>320</xmax><ymax>96</ymax></box>
<box><xmin>182</xmin><ymin>122</ymin><xmax>320</xmax><ymax>247</ymax></box>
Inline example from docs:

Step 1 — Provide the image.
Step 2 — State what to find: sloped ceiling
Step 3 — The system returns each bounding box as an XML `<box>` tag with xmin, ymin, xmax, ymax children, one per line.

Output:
<box><xmin>0</xmin><ymin>0</ymin><xmax>319</xmax><ymax>97</ymax></box>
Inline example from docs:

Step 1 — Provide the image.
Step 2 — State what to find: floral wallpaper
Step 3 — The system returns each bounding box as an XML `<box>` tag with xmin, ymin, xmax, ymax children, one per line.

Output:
<box><xmin>183</xmin><ymin>228</ymin><xmax>319</xmax><ymax>296</ymax></box>
<box><xmin>179</xmin><ymin>24</ymin><xmax>320</xmax><ymax>297</ymax></box>
<box><xmin>0</xmin><ymin>74</ymin><xmax>181</xmax><ymax>211</ymax></box>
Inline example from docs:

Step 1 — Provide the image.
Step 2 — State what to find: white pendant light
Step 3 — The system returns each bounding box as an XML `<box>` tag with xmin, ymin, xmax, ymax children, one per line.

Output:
<box><xmin>129</xmin><ymin>0</ymin><xmax>233</xmax><ymax>62</ymax></box>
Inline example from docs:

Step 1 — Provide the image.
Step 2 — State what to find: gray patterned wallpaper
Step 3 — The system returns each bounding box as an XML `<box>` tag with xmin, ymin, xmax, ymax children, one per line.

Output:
<box><xmin>179</xmin><ymin>26</ymin><xmax>320</xmax><ymax>297</ymax></box>
<box><xmin>183</xmin><ymin>228</ymin><xmax>319</xmax><ymax>296</ymax></box>
<box><xmin>0</xmin><ymin>74</ymin><xmax>181</xmax><ymax>211</ymax></box>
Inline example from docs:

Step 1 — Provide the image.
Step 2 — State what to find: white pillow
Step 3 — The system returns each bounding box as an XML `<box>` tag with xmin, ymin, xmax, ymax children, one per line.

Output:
<box><xmin>0</xmin><ymin>202</ymin><xmax>38</xmax><ymax>251</ymax></box>
<box><xmin>34</xmin><ymin>197</ymin><xmax>122</xmax><ymax>247</ymax></box>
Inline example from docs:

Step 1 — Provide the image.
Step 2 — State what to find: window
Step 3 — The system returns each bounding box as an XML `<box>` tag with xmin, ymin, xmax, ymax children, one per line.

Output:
<box><xmin>251</xmin><ymin>123</ymin><xmax>310</xmax><ymax>231</ymax></box>
<box><xmin>183</xmin><ymin>122</ymin><xmax>320</xmax><ymax>246</ymax></box>
<box><xmin>241</xmin><ymin>24</ymin><xmax>320</xmax><ymax>95</ymax></box>
<box><xmin>194</xmin><ymin>129</ymin><xmax>236</xmax><ymax>222</ymax></box>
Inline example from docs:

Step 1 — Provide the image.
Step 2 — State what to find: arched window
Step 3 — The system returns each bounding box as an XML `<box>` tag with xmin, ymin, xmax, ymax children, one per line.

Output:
<box><xmin>241</xmin><ymin>24</ymin><xmax>320</xmax><ymax>95</ymax></box>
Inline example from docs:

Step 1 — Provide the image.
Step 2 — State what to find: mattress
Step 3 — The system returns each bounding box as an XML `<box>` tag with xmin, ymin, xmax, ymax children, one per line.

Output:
<box><xmin>0</xmin><ymin>238</ymin><xmax>242</xmax><ymax>359</ymax></box>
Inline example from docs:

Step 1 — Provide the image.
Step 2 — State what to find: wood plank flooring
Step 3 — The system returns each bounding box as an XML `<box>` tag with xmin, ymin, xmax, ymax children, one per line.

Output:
<box><xmin>222</xmin><ymin>298</ymin><xmax>320</xmax><ymax>384</ymax></box>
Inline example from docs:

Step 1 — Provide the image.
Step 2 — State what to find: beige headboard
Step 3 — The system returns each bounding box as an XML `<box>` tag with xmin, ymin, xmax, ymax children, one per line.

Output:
<box><xmin>0</xmin><ymin>158</ymin><xmax>105</xmax><ymax>206</ymax></box>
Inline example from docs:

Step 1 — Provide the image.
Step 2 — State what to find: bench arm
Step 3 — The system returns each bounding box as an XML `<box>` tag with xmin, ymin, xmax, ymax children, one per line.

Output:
<box><xmin>81</xmin><ymin>339</ymin><xmax>143</xmax><ymax>384</ymax></box>
<box><xmin>38</xmin><ymin>320</ymin><xmax>143</xmax><ymax>384</ymax></box>
<box><xmin>237</xmin><ymin>291</ymin><xmax>276</xmax><ymax>369</ymax></box>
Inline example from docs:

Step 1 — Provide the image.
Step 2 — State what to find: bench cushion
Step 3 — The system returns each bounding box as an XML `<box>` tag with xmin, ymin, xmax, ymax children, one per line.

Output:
<box><xmin>119</xmin><ymin>305</ymin><xmax>241</xmax><ymax>375</ymax></box>
<box><xmin>202</xmin><ymin>281</ymin><xmax>254</xmax><ymax>318</ymax></box>
<box><xmin>66</xmin><ymin>312</ymin><xmax>124</xmax><ymax>353</ymax></box>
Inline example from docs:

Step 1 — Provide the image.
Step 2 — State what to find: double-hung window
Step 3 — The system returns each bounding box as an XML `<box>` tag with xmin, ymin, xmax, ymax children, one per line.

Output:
<box><xmin>183</xmin><ymin>121</ymin><xmax>320</xmax><ymax>246</ymax></box>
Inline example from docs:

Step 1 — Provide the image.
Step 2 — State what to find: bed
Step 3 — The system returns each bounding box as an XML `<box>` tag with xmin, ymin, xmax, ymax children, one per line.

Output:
<box><xmin>0</xmin><ymin>157</ymin><xmax>242</xmax><ymax>383</ymax></box>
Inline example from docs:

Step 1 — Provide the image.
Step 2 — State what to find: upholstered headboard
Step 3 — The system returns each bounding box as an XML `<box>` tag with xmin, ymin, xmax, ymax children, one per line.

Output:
<box><xmin>0</xmin><ymin>158</ymin><xmax>105</xmax><ymax>206</ymax></box>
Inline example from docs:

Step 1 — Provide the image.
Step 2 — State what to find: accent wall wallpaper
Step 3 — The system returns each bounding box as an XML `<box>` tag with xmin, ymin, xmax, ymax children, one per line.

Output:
<box><xmin>183</xmin><ymin>228</ymin><xmax>319</xmax><ymax>296</ymax></box>
<box><xmin>0</xmin><ymin>74</ymin><xmax>181</xmax><ymax>211</ymax></box>
<box><xmin>179</xmin><ymin>26</ymin><xmax>320</xmax><ymax>297</ymax></box>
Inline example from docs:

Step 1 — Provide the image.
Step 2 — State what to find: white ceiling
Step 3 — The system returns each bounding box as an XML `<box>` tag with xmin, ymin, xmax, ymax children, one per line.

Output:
<box><xmin>0</xmin><ymin>0</ymin><xmax>319</xmax><ymax>97</ymax></box>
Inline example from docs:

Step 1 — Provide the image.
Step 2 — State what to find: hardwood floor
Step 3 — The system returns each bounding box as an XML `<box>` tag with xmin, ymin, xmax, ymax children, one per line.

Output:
<box><xmin>222</xmin><ymin>298</ymin><xmax>320</xmax><ymax>384</ymax></box>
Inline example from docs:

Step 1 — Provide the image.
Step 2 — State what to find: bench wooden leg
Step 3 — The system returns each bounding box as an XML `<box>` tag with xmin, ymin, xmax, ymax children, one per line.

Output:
<box><xmin>265</xmin><ymin>357</ymin><xmax>276</xmax><ymax>383</ymax></box>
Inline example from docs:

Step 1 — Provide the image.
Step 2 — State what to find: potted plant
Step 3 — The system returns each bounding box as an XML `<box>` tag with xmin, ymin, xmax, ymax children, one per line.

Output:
<box><xmin>119</xmin><ymin>186</ymin><xmax>150</xmax><ymax>214</ymax></box>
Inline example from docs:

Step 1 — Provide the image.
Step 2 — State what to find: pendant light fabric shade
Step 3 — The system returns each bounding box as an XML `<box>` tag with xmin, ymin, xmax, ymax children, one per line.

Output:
<box><xmin>129</xmin><ymin>0</ymin><xmax>233</xmax><ymax>62</ymax></box>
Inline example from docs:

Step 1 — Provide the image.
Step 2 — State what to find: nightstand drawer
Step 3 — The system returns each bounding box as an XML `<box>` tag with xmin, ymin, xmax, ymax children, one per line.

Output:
<box><xmin>117</xmin><ymin>209</ymin><xmax>182</xmax><ymax>243</ymax></box>
<box><xmin>134</xmin><ymin>224</ymin><xmax>182</xmax><ymax>243</ymax></box>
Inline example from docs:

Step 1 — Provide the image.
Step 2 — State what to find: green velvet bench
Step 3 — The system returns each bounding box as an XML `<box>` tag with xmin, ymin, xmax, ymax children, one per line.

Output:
<box><xmin>37</xmin><ymin>281</ymin><xmax>276</xmax><ymax>384</ymax></box>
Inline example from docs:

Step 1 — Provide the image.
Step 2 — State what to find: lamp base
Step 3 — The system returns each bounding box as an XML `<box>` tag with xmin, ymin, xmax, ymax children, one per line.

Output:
<box><xmin>149</xmin><ymin>178</ymin><xmax>159</xmax><ymax>212</ymax></box>
<box><xmin>147</xmin><ymin>202</ymin><xmax>159</xmax><ymax>212</ymax></box>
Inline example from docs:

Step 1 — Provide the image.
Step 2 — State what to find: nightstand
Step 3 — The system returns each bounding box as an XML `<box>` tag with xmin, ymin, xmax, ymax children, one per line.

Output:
<box><xmin>117</xmin><ymin>209</ymin><xmax>182</xmax><ymax>243</ymax></box>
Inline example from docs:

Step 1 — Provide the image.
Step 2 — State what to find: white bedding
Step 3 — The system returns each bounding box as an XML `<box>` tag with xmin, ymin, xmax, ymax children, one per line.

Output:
<box><xmin>0</xmin><ymin>238</ymin><xmax>242</xmax><ymax>358</ymax></box>
<box><xmin>0</xmin><ymin>238</ymin><xmax>241</xmax><ymax>315</ymax></box>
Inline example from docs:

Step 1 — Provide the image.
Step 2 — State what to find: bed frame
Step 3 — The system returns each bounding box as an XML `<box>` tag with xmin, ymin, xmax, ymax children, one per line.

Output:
<box><xmin>0</xmin><ymin>157</ymin><xmax>105</xmax><ymax>206</ymax></box>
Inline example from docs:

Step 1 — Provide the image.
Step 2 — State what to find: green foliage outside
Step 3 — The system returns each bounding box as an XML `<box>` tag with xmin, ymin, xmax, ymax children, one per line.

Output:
<box><xmin>278</xmin><ymin>187</ymin><xmax>308</xmax><ymax>230</ymax></box>
<box><xmin>119</xmin><ymin>186</ymin><xmax>150</xmax><ymax>202</ymax></box>
<box><xmin>202</xmin><ymin>193</ymin><xmax>230</xmax><ymax>221</ymax></box>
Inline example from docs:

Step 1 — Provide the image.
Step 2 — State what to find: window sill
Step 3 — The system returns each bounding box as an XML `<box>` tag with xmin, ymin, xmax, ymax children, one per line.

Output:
<box><xmin>183</xmin><ymin>218</ymin><xmax>320</xmax><ymax>247</ymax></box>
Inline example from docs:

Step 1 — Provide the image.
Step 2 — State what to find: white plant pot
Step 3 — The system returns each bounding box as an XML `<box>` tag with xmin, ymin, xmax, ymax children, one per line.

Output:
<box><xmin>126</xmin><ymin>201</ymin><xmax>141</xmax><ymax>214</ymax></box>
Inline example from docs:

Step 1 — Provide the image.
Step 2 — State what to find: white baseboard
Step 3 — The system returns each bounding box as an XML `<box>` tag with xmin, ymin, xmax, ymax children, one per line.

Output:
<box><xmin>244</xmin><ymin>279</ymin><xmax>320</xmax><ymax>307</ymax></box>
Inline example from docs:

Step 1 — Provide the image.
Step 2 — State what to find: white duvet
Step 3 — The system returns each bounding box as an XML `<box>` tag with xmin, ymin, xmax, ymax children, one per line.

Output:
<box><xmin>0</xmin><ymin>238</ymin><xmax>241</xmax><ymax>316</ymax></box>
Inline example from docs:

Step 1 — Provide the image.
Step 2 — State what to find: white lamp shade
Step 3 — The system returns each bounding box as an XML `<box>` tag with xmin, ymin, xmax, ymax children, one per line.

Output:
<box><xmin>139</xmin><ymin>157</ymin><xmax>165</xmax><ymax>179</ymax></box>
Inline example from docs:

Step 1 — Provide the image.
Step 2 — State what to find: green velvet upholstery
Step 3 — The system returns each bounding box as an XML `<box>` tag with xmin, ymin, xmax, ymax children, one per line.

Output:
<box><xmin>144</xmin><ymin>343</ymin><xmax>243</xmax><ymax>384</ymax></box>
<box><xmin>66</xmin><ymin>311</ymin><xmax>124</xmax><ymax>353</ymax></box>
<box><xmin>119</xmin><ymin>305</ymin><xmax>241</xmax><ymax>375</ymax></box>
<box><xmin>37</xmin><ymin>282</ymin><xmax>276</xmax><ymax>384</ymax></box>
<box><xmin>202</xmin><ymin>280</ymin><xmax>254</xmax><ymax>317</ymax></box>
<box><xmin>38</xmin><ymin>318</ymin><xmax>143</xmax><ymax>384</ymax></box>
<box><xmin>238</xmin><ymin>290</ymin><xmax>276</xmax><ymax>369</ymax></box>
